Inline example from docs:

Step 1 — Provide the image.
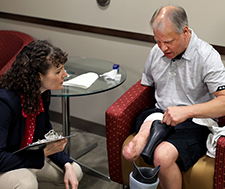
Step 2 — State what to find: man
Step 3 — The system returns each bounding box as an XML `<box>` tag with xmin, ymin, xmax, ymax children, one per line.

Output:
<box><xmin>123</xmin><ymin>5</ymin><xmax>225</xmax><ymax>189</ymax></box>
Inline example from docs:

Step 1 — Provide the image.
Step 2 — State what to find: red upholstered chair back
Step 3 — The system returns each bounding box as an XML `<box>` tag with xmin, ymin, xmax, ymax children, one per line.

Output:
<box><xmin>0</xmin><ymin>30</ymin><xmax>34</xmax><ymax>76</ymax></box>
<box><xmin>0</xmin><ymin>34</ymin><xmax>23</xmax><ymax>70</ymax></box>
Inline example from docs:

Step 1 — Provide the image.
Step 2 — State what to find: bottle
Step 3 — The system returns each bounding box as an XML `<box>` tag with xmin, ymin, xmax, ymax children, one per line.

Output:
<box><xmin>113</xmin><ymin>64</ymin><xmax>120</xmax><ymax>73</ymax></box>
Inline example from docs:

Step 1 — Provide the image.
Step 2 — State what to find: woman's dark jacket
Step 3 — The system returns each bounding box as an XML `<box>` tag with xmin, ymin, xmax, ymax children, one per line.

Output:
<box><xmin>0</xmin><ymin>88</ymin><xmax>73</xmax><ymax>172</ymax></box>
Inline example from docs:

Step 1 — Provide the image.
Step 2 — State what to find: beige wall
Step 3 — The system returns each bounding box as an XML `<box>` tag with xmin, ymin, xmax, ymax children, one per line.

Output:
<box><xmin>1</xmin><ymin>0</ymin><xmax>225</xmax><ymax>46</ymax></box>
<box><xmin>0</xmin><ymin>18</ymin><xmax>155</xmax><ymax>125</ymax></box>
<box><xmin>1</xmin><ymin>1</ymin><xmax>225</xmax><ymax>125</ymax></box>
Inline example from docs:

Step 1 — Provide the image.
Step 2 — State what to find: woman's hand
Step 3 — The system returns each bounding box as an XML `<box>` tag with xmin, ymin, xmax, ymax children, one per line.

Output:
<box><xmin>64</xmin><ymin>162</ymin><xmax>79</xmax><ymax>189</ymax></box>
<box><xmin>43</xmin><ymin>138</ymin><xmax>67</xmax><ymax>157</ymax></box>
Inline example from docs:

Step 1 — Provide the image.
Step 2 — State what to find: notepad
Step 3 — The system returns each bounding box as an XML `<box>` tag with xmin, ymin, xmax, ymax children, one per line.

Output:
<box><xmin>63</xmin><ymin>72</ymin><xmax>99</xmax><ymax>89</ymax></box>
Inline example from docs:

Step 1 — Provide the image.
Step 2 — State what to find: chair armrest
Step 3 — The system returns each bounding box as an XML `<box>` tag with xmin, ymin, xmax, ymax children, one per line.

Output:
<box><xmin>105</xmin><ymin>80</ymin><xmax>155</xmax><ymax>183</ymax></box>
<box><xmin>214</xmin><ymin>136</ymin><xmax>225</xmax><ymax>189</ymax></box>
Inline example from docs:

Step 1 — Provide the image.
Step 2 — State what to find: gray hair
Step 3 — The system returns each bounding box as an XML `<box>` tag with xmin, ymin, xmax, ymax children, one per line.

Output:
<box><xmin>150</xmin><ymin>6</ymin><xmax>188</xmax><ymax>34</ymax></box>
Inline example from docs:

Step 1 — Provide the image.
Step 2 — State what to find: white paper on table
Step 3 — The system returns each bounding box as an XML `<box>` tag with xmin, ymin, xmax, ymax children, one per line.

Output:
<box><xmin>63</xmin><ymin>72</ymin><xmax>99</xmax><ymax>89</ymax></box>
<box><xmin>100</xmin><ymin>69</ymin><xmax>121</xmax><ymax>81</ymax></box>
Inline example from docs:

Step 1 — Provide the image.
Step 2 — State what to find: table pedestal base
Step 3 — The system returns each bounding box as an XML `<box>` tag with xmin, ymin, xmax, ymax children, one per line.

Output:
<box><xmin>72</xmin><ymin>142</ymin><xmax>98</xmax><ymax>159</ymax></box>
<box><xmin>61</xmin><ymin>96</ymin><xmax>110</xmax><ymax>181</ymax></box>
<box><xmin>72</xmin><ymin>158</ymin><xmax>110</xmax><ymax>181</ymax></box>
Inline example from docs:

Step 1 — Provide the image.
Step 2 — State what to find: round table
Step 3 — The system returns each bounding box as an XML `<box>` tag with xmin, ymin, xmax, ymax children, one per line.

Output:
<box><xmin>52</xmin><ymin>56</ymin><xmax>126</xmax><ymax>97</ymax></box>
<box><xmin>51</xmin><ymin>57</ymin><xmax>126</xmax><ymax>180</ymax></box>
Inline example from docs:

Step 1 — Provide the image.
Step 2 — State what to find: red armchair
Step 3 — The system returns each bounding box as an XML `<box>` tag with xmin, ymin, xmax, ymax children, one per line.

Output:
<box><xmin>0</xmin><ymin>30</ymin><xmax>34</xmax><ymax>76</ymax></box>
<box><xmin>106</xmin><ymin>80</ymin><xmax>225</xmax><ymax>189</ymax></box>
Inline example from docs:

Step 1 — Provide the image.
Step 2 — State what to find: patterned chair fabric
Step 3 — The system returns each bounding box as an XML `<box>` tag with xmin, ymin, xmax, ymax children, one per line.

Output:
<box><xmin>106</xmin><ymin>80</ymin><xmax>225</xmax><ymax>189</ymax></box>
<box><xmin>214</xmin><ymin>137</ymin><xmax>225</xmax><ymax>189</ymax></box>
<box><xmin>106</xmin><ymin>80</ymin><xmax>155</xmax><ymax>183</ymax></box>
<box><xmin>0</xmin><ymin>30</ymin><xmax>34</xmax><ymax>76</ymax></box>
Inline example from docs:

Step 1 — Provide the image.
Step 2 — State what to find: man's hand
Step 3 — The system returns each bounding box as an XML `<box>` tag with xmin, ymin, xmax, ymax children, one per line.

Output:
<box><xmin>43</xmin><ymin>138</ymin><xmax>67</xmax><ymax>157</ymax></box>
<box><xmin>162</xmin><ymin>106</ymin><xmax>190</xmax><ymax>126</ymax></box>
<box><xmin>64</xmin><ymin>163</ymin><xmax>79</xmax><ymax>189</ymax></box>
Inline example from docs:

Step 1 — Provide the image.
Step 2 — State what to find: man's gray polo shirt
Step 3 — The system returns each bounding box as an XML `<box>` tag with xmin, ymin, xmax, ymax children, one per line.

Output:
<box><xmin>141</xmin><ymin>29</ymin><xmax>225</xmax><ymax>111</ymax></box>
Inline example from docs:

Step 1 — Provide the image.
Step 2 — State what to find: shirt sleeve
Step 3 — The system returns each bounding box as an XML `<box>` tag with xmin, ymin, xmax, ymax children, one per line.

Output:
<box><xmin>141</xmin><ymin>49</ymin><xmax>155</xmax><ymax>87</ymax></box>
<box><xmin>203</xmin><ymin>48</ymin><xmax>225</xmax><ymax>93</ymax></box>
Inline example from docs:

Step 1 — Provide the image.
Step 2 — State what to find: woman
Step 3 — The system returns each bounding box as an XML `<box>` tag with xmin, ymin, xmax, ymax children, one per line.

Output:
<box><xmin>0</xmin><ymin>40</ymin><xmax>83</xmax><ymax>189</ymax></box>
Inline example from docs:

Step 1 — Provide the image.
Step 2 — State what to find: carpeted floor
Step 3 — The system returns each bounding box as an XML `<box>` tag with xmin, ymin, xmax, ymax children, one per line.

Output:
<box><xmin>51</xmin><ymin>121</ymin><xmax>123</xmax><ymax>189</ymax></box>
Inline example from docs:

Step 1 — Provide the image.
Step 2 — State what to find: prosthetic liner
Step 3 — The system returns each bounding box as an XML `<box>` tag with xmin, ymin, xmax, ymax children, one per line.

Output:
<box><xmin>141</xmin><ymin>120</ymin><xmax>174</xmax><ymax>165</ymax></box>
<box><xmin>129</xmin><ymin>162</ymin><xmax>160</xmax><ymax>189</ymax></box>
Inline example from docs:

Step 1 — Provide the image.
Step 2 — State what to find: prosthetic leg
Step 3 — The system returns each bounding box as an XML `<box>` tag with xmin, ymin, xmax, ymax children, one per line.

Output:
<box><xmin>141</xmin><ymin>120</ymin><xmax>174</xmax><ymax>165</ymax></box>
<box><xmin>129</xmin><ymin>120</ymin><xmax>173</xmax><ymax>188</ymax></box>
<box><xmin>129</xmin><ymin>162</ymin><xmax>160</xmax><ymax>189</ymax></box>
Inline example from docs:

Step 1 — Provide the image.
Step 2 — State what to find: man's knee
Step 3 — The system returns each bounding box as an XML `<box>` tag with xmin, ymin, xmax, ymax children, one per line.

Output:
<box><xmin>153</xmin><ymin>142</ymin><xmax>178</xmax><ymax>167</ymax></box>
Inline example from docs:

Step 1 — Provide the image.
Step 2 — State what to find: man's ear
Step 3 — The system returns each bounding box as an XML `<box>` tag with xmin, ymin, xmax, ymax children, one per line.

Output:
<box><xmin>182</xmin><ymin>25</ymin><xmax>189</xmax><ymax>37</ymax></box>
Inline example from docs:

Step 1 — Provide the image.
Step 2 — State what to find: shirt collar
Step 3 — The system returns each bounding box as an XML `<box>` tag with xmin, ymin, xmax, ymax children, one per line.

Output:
<box><xmin>182</xmin><ymin>28</ymin><xmax>197</xmax><ymax>61</ymax></box>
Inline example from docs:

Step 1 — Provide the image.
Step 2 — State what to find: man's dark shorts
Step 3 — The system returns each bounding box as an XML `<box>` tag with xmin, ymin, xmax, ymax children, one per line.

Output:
<box><xmin>135</xmin><ymin>108</ymin><xmax>210</xmax><ymax>172</ymax></box>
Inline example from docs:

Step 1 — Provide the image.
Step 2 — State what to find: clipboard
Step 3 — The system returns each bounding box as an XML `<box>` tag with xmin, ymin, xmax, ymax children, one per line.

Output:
<box><xmin>13</xmin><ymin>134</ymin><xmax>76</xmax><ymax>154</ymax></box>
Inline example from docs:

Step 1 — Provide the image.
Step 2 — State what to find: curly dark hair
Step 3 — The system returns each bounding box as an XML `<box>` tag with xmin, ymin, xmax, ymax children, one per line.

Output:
<box><xmin>0</xmin><ymin>40</ymin><xmax>68</xmax><ymax>115</ymax></box>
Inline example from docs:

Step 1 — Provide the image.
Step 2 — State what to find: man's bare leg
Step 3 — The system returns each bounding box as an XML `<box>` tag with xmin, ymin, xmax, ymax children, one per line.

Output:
<box><xmin>123</xmin><ymin>121</ymin><xmax>153</xmax><ymax>161</ymax></box>
<box><xmin>154</xmin><ymin>142</ymin><xmax>182</xmax><ymax>189</ymax></box>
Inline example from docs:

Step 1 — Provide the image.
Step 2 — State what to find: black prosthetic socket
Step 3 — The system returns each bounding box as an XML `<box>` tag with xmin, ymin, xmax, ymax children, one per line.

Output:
<box><xmin>132</xmin><ymin>161</ymin><xmax>161</xmax><ymax>184</ymax></box>
<box><xmin>141</xmin><ymin>120</ymin><xmax>174</xmax><ymax>165</ymax></box>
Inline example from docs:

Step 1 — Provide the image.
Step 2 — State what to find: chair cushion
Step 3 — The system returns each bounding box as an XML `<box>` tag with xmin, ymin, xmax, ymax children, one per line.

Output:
<box><xmin>182</xmin><ymin>155</ymin><xmax>214</xmax><ymax>189</ymax></box>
